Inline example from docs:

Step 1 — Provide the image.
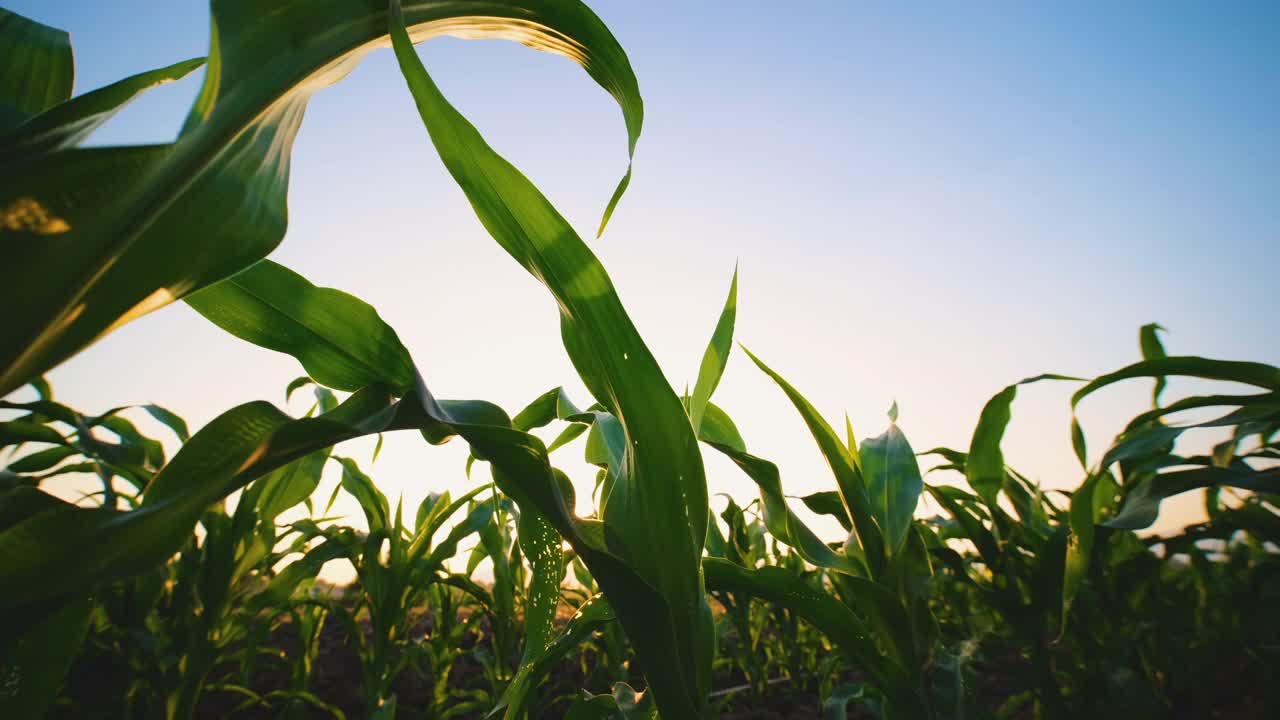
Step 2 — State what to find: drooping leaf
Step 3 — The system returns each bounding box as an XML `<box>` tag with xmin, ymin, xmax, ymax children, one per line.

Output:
<box><xmin>388</xmin><ymin>4</ymin><xmax>709</xmax><ymax>714</ymax></box>
<box><xmin>1072</xmin><ymin>357</ymin><xmax>1280</xmax><ymax>413</ymax></box>
<box><xmin>141</xmin><ymin>403</ymin><xmax>190</xmax><ymax>443</ymax></box>
<box><xmin>0</xmin><ymin>0</ymin><xmax>643</xmax><ymax>397</ymax></box>
<box><xmin>740</xmin><ymin>345</ymin><xmax>884</xmax><ymax>576</ymax></box>
<box><xmin>187</xmin><ymin>260</ymin><xmax>416</xmax><ymax>393</ymax></box>
<box><xmin>967</xmin><ymin>374</ymin><xmax>1079</xmax><ymax>508</ymax></box>
<box><xmin>707</xmin><ymin>441</ymin><xmax>865</xmax><ymax>576</ymax></box>
<box><xmin>1104</xmin><ymin>466</ymin><xmax>1279</xmax><ymax>530</ymax></box>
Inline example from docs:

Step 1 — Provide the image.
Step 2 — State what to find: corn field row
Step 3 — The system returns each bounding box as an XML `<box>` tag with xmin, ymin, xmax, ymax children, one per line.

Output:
<box><xmin>1</xmin><ymin>2</ymin><xmax>1276</xmax><ymax>719</ymax></box>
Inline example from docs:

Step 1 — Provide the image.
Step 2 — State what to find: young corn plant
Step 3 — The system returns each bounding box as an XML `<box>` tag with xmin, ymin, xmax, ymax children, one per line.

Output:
<box><xmin>2</xmin><ymin>1</ymin><xmax>719</xmax><ymax>717</ymax></box>
<box><xmin>290</xmin><ymin>456</ymin><xmax>494</xmax><ymax>717</ymax></box>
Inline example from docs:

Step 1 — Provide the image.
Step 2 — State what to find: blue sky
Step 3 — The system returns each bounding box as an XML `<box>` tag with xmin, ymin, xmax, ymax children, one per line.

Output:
<box><xmin>9</xmin><ymin>1</ymin><xmax>1279</xmax><ymax>556</ymax></box>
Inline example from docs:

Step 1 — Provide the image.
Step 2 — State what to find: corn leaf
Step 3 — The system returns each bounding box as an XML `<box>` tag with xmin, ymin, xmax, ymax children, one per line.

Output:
<box><xmin>0</xmin><ymin>595</ymin><xmax>90</xmax><ymax>720</ymax></box>
<box><xmin>1</xmin><ymin>57</ymin><xmax>204</xmax><ymax>160</ymax></box>
<box><xmin>388</xmin><ymin>2</ymin><xmax>710</xmax><ymax>713</ymax></box>
<box><xmin>688</xmin><ymin>266</ymin><xmax>737</xmax><ymax>433</ymax></box>
<box><xmin>703</xmin><ymin>558</ymin><xmax>920</xmax><ymax>713</ymax></box>
<box><xmin>859</xmin><ymin>417</ymin><xmax>924</xmax><ymax>558</ymax></box>
<box><xmin>0</xmin><ymin>9</ymin><xmax>72</xmax><ymax>130</ymax></box>
<box><xmin>0</xmin><ymin>0</ymin><xmax>643</xmax><ymax>397</ymax></box>
<box><xmin>740</xmin><ymin>345</ymin><xmax>885</xmax><ymax>576</ymax></box>
<box><xmin>706</xmin><ymin>441</ymin><xmax>865</xmax><ymax>576</ymax></box>
<box><xmin>967</xmin><ymin>374</ymin><xmax>1079</xmax><ymax>509</ymax></box>
<box><xmin>187</xmin><ymin>260</ymin><xmax>416</xmax><ymax>393</ymax></box>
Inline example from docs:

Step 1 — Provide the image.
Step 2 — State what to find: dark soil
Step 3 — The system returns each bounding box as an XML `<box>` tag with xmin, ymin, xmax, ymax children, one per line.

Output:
<box><xmin>50</xmin><ymin>601</ymin><xmax>1274</xmax><ymax>720</ymax></box>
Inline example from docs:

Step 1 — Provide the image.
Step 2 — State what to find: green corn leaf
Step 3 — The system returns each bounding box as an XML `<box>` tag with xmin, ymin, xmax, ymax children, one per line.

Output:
<box><xmin>0</xmin><ymin>595</ymin><xmax>90</xmax><ymax>720</ymax></box>
<box><xmin>799</xmin><ymin>491</ymin><xmax>852</xmax><ymax>532</ymax></box>
<box><xmin>1104</xmin><ymin>466</ymin><xmax>1279</xmax><ymax>530</ymax></box>
<box><xmin>0</xmin><ymin>9</ymin><xmax>72</xmax><ymax>130</ymax></box>
<box><xmin>0</xmin><ymin>0</ymin><xmax>643</xmax><ymax>397</ymax></box>
<box><xmin>967</xmin><ymin>374</ymin><xmax>1079</xmax><ymax>509</ymax></box>
<box><xmin>706</xmin><ymin>441</ymin><xmax>865</xmax><ymax>576</ymax></box>
<box><xmin>388</xmin><ymin>3</ymin><xmax>710</xmax><ymax>714</ymax></box>
<box><xmin>1061</xmin><ymin>472</ymin><xmax>1102</xmax><ymax>634</ymax></box>
<box><xmin>1072</xmin><ymin>357</ymin><xmax>1280</xmax><ymax>415</ymax></box>
<box><xmin>1120</xmin><ymin>391</ymin><xmax>1279</xmax><ymax>434</ymax></box>
<box><xmin>688</xmin><ymin>265</ymin><xmax>737</xmax><ymax>433</ymax></box>
<box><xmin>187</xmin><ymin>260</ymin><xmax>416</xmax><ymax>393</ymax></box>
<box><xmin>334</xmin><ymin>456</ymin><xmax>391</xmax><ymax>534</ymax></box>
<box><xmin>176</xmin><ymin>251</ymin><xmax>711</xmax><ymax>712</ymax></box>
<box><xmin>0</xmin><ymin>420</ymin><xmax>65</xmax><ymax>447</ymax></box>
<box><xmin>245</xmin><ymin>537</ymin><xmax>348</xmax><ymax>614</ymax></box>
<box><xmin>4</xmin><ymin>445</ymin><xmax>76</xmax><ymax>474</ymax></box>
<box><xmin>925</xmin><ymin>485</ymin><xmax>1000</xmax><ymax>570</ymax></box>
<box><xmin>421</xmin><ymin>502</ymin><xmax>493</xmax><ymax>575</ymax></box>
<box><xmin>255</xmin><ymin>448</ymin><xmax>330</xmax><ymax>523</ymax></box>
<box><xmin>493</xmin><ymin>594</ymin><xmax>615</xmax><ymax>719</ymax></box>
<box><xmin>739</xmin><ymin>345</ymin><xmax>884</xmax><ymax>576</ymax></box>
<box><xmin>1</xmin><ymin>57</ymin><xmax>205</xmax><ymax>160</ymax></box>
<box><xmin>408</xmin><ymin>485</ymin><xmax>490</xmax><ymax>564</ymax></box>
<box><xmin>514</xmin><ymin>506</ymin><xmax>563</xmax><ymax>654</ymax></box>
<box><xmin>141</xmin><ymin>403</ymin><xmax>190</xmax><ymax>443</ymax></box>
<box><xmin>859</xmin><ymin>417</ymin><xmax>924</xmax><ymax>558</ymax></box>
<box><xmin>0</xmin><ymin>385</ymin><xmax>403</xmax><ymax>611</ymax></box>
<box><xmin>703</xmin><ymin>558</ymin><xmax>920</xmax><ymax>712</ymax></box>
<box><xmin>1139</xmin><ymin>323</ymin><xmax>1168</xmax><ymax>406</ymax></box>
<box><xmin>694</xmin><ymin>401</ymin><xmax>746</xmax><ymax>453</ymax></box>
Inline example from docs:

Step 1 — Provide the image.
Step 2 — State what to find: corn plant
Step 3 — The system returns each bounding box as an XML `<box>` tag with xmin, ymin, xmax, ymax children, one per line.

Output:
<box><xmin>4</xmin><ymin>2</ymin><xmax>1279</xmax><ymax>718</ymax></box>
<box><xmin>286</xmin><ymin>456</ymin><xmax>495</xmax><ymax>717</ymax></box>
<box><xmin>1</xmin><ymin>0</ymin><xmax>721</xmax><ymax>716</ymax></box>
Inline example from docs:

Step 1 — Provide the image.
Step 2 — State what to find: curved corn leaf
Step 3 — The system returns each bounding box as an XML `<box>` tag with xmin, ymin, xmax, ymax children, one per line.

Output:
<box><xmin>740</xmin><ymin>345</ymin><xmax>885</xmax><ymax>576</ymax></box>
<box><xmin>0</xmin><ymin>9</ymin><xmax>72</xmax><ymax>131</ymax></box>
<box><xmin>800</xmin><ymin>490</ymin><xmax>852</xmax><ymax>532</ymax></box>
<box><xmin>1</xmin><ymin>57</ymin><xmax>205</xmax><ymax>160</ymax></box>
<box><xmin>1072</xmin><ymin>357</ymin><xmax>1280</xmax><ymax>411</ymax></box>
<box><xmin>0</xmin><ymin>385</ymin><xmax>403</xmax><ymax>611</ymax></box>
<box><xmin>967</xmin><ymin>374</ymin><xmax>1079</xmax><ymax>509</ymax></box>
<box><xmin>388</xmin><ymin>4</ymin><xmax>709</xmax><ymax>714</ymax></box>
<box><xmin>706</xmin><ymin>441</ymin><xmax>864</xmax><ymax>576</ymax></box>
<box><xmin>186</xmin><ymin>260</ymin><xmax>416</xmax><ymax>393</ymax></box>
<box><xmin>0</xmin><ymin>0</ymin><xmax>643</xmax><ymax>397</ymax></box>
<box><xmin>122</xmin><ymin>267</ymin><xmax>708</xmax><ymax>720</ymax></box>
<box><xmin>493</xmin><ymin>594</ymin><xmax>615</xmax><ymax>719</ymax></box>
<box><xmin>1104</xmin><ymin>465</ymin><xmax>1279</xmax><ymax>530</ymax></box>
<box><xmin>141</xmin><ymin>403</ymin><xmax>190</xmax><ymax>443</ymax></box>
<box><xmin>333</xmin><ymin>456</ymin><xmax>391</xmax><ymax>533</ymax></box>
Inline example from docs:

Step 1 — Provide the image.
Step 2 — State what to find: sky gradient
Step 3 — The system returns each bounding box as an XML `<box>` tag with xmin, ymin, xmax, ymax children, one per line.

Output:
<box><xmin>8</xmin><ymin>1</ymin><xmax>1279</xmax><ymax>574</ymax></box>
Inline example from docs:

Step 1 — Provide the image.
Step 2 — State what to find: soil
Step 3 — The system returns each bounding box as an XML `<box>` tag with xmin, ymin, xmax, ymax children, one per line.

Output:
<box><xmin>49</xmin><ymin>599</ymin><xmax>1272</xmax><ymax>720</ymax></box>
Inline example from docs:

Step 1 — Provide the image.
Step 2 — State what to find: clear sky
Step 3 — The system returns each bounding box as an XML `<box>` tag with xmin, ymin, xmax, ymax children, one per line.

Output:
<box><xmin>9</xmin><ymin>1</ymin><xmax>1279</xmax><ymax>571</ymax></box>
